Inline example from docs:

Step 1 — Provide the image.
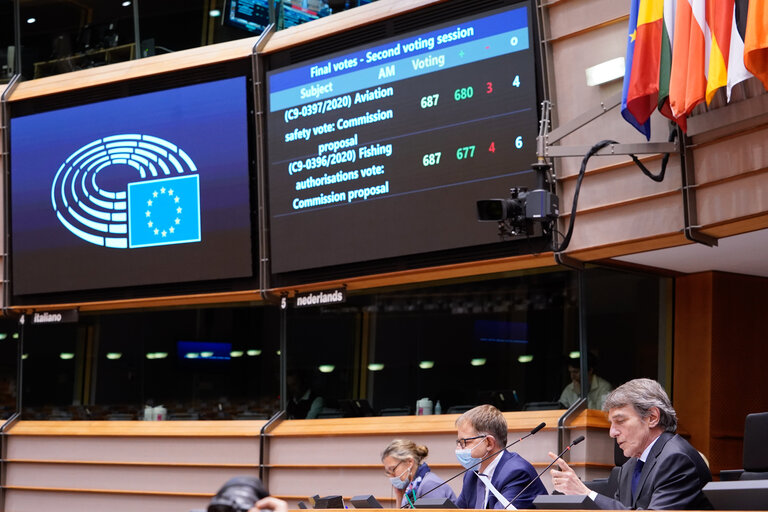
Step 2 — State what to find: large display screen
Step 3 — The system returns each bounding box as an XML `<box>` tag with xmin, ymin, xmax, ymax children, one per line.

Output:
<box><xmin>10</xmin><ymin>76</ymin><xmax>254</xmax><ymax>297</ymax></box>
<box><xmin>266</xmin><ymin>2</ymin><xmax>539</xmax><ymax>274</ymax></box>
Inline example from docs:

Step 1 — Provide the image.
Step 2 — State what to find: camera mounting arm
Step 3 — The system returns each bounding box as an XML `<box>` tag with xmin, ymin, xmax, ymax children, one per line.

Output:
<box><xmin>536</xmin><ymin>94</ymin><xmax>678</xmax><ymax>158</ymax></box>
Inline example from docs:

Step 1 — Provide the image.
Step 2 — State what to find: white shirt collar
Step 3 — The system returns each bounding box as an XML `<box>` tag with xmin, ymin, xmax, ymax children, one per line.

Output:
<box><xmin>639</xmin><ymin>433</ymin><xmax>661</xmax><ymax>462</ymax></box>
<box><xmin>482</xmin><ymin>449</ymin><xmax>504</xmax><ymax>479</ymax></box>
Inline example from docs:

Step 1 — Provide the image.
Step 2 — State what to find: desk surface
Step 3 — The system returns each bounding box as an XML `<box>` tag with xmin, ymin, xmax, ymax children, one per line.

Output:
<box><xmin>5</xmin><ymin>409</ymin><xmax>609</xmax><ymax>437</ymax></box>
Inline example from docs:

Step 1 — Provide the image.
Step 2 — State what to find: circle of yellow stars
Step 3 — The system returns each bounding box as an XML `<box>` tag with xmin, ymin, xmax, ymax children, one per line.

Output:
<box><xmin>144</xmin><ymin>186</ymin><xmax>182</xmax><ymax>238</ymax></box>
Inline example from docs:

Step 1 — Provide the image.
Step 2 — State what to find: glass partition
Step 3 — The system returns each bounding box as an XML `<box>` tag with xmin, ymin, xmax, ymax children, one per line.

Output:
<box><xmin>0</xmin><ymin>319</ymin><xmax>19</xmax><ymax>420</ymax></box>
<box><xmin>364</xmin><ymin>271</ymin><xmax>577</xmax><ymax>415</ymax></box>
<box><xmin>13</xmin><ymin>0</ymin><xmax>379</xmax><ymax>81</ymax></box>
<box><xmin>16</xmin><ymin>266</ymin><xmax>667</xmax><ymax>420</ymax></box>
<box><xmin>1</xmin><ymin>0</ymin><xmax>15</xmax><ymax>83</ymax></box>
<box><xmin>283</xmin><ymin>271</ymin><xmax>578</xmax><ymax>417</ymax></box>
<box><xmin>285</xmin><ymin>266</ymin><xmax>668</xmax><ymax>418</ymax></box>
<box><xmin>21</xmin><ymin>305</ymin><xmax>281</xmax><ymax>420</ymax></box>
<box><xmin>17</xmin><ymin>0</ymin><xmax>136</xmax><ymax>80</ymax></box>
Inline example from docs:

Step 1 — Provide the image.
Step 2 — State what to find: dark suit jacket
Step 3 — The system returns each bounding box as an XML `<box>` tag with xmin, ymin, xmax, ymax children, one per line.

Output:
<box><xmin>456</xmin><ymin>451</ymin><xmax>547</xmax><ymax>509</ymax></box>
<box><xmin>594</xmin><ymin>432</ymin><xmax>712</xmax><ymax>510</ymax></box>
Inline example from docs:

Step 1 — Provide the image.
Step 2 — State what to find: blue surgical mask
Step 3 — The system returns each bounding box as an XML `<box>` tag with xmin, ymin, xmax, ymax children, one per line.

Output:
<box><xmin>455</xmin><ymin>448</ymin><xmax>483</xmax><ymax>469</ymax></box>
<box><xmin>389</xmin><ymin>464</ymin><xmax>411</xmax><ymax>490</ymax></box>
<box><xmin>455</xmin><ymin>437</ymin><xmax>485</xmax><ymax>469</ymax></box>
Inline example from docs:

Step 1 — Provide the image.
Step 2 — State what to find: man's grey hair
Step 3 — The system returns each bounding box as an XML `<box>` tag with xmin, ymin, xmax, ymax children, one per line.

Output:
<box><xmin>603</xmin><ymin>378</ymin><xmax>677</xmax><ymax>432</ymax></box>
<box><xmin>456</xmin><ymin>404</ymin><xmax>508</xmax><ymax>445</ymax></box>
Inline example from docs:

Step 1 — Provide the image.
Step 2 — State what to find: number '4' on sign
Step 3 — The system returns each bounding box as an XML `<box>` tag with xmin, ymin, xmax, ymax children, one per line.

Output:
<box><xmin>488</xmin><ymin>142</ymin><xmax>496</xmax><ymax>153</ymax></box>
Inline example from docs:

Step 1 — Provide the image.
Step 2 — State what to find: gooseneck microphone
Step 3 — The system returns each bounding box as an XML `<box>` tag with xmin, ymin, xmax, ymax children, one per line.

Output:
<box><xmin>407</xmin><ymin>422</ymin><xmax>546</xmax><ymax>507</ymax></box>
<box><xmin>504</xmin><ymin>435</ymin><xmax>585</xmax><ymax>509</ymax></box>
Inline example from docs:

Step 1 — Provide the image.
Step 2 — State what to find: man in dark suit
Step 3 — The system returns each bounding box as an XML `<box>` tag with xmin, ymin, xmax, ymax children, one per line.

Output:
<box><xmin>455</xmin><ymin>405</ymin><xmax>547</xmax><ymax>509</ymax></box>
<box><xmin>549</xmin><ymin>378</ymin><xmax>712</xmax><ymax>510</ymax></box>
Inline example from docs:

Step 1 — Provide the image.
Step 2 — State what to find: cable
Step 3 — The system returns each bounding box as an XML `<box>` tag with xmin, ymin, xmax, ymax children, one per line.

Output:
<box><xmin>552</xmin><ymin>139</ymin><xmax>616</xmax><ymax>253</ymax></box>
<box><xmin>552</xmin><ymin>129</ymin><xmax>678</xmax><ymax>255</ymax></box>
<box><xmin>629</xmin><ymin>127</ymin><xmax>678</xmax><ymax>182</ymax></box>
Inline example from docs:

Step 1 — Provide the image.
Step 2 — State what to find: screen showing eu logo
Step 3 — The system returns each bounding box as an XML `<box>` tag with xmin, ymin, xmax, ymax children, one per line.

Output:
<box><xmin>10</xmin><ymin>76</ymin><xmax>253</xmax><ymax>298</ymax></box>
<box><xmin>52</xmin><ymin>134</ymin><xmax>202</xmax><ymax>249</ymax></box>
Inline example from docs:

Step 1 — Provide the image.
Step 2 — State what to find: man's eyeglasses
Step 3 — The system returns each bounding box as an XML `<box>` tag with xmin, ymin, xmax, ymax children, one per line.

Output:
<box><xmin>383</xmin><ymin>460</ymin><xmax>405</xmax><ymax>477</ymax></box>
<box><xmin>456</xmin><ymin>434</ymin><xmax>487</xmax><ymax>449</ymax></box>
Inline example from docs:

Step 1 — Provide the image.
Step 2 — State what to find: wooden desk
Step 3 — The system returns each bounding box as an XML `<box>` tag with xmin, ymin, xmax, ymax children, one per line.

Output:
<box><xmin>2</xmin><ymin>411</ymin><xmax>613</xmax><ymax>512</ymax></box>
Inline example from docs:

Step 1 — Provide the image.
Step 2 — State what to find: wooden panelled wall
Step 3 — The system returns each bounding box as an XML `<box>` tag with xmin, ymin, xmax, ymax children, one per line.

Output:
<box><xmin>674</xmin><ymin>271</ymin><xmax>768</xmax><ymax>476</ymax></box>
<box><xmin>544</xmin><ymin>0</ymin><xmax>768</xmax><ymax>260</ymax></box>
<box><xmin>1</xmin><ymin>411</ymin><xmax>613</xmax><ymax>511</ymax></box>
<box><xmin>2</xmin><ymin>421</ymin><xmax>264</xmax><ymax>512</ymax></box>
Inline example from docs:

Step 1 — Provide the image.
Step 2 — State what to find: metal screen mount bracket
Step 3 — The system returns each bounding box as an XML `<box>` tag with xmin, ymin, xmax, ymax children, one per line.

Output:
<box><xmin>537</xmin><ymin>94</ymin><xmax>679</xmax><ymax>158</ymax></box>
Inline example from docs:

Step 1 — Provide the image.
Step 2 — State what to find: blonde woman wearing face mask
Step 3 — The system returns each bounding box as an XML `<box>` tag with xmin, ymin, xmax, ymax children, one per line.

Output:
<box><xmin>382</xmin><ymin>439</ymin><xmax>457</xmax><ymax>507</ymax></box>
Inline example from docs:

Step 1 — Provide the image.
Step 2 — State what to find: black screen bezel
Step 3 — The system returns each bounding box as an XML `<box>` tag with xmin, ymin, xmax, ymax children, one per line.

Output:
<box><xmin>261</xmin><ymin>0</ymin><xmax>547</xmax><ymax>287</ymax></box>
<box><xmin>7</xmin><ymin>58</ymin><xmax>260</xmax><ymax>306</ymax></box>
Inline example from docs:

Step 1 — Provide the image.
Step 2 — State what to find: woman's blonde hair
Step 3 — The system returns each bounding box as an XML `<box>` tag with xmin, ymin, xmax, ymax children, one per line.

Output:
<box><xmin>382</xmin><ymin>439</ymin><xmax>429</xmax><ymax>465</ymax></box>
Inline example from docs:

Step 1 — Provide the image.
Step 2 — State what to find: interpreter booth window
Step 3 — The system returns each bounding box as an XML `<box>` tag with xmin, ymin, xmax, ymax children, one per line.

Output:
<box><xmin>15</xmin><ymin>0</ymin><xmax>205</xmax><ymax>80</ymax></box>
<box><xmin>18</xmin><ymin>0</ymin><xmax>137</xmax><ymax>80</ymax></box>
<box><xmin>20</xmin><ymin>322</ymin><xmax>79</xmax><ymax>419</ymax></box>
<box><xmin>13</xmin><ymin>0</ymin><xmax>380</xmax><ymax>81</ymax></box>
<box><xmin>20</xmin><ymin>305</ymin><xmax>281</xmax><ymax>420</ymax></box>
<box><xmin>366</xmin><ymin>272</ymin><xmax>578</xmax><ymax>415</ymax></box>
<box><xmin>1</xmin><ymin>0</ymin><xmax>14</xmax><ymax>83</ymax></box>
<box><xmin>0</xmin><ymin>319</ymin><xmax>19</xmax><ymax>420</ymax></box>
<box><xmin>285</xmin><ymin>266</ymin><xmax>667</xmax><ymax>418</ymax></box>
<box><xmin>581</xmin><ymin>267</ymin><xmax>666</xmax><ymax>395</ymax></box>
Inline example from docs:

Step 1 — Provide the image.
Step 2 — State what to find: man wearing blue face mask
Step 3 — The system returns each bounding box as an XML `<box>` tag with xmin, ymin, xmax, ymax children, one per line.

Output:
<box><xmin>455</xmin><ymin>405</ymin><xmax>547</xmax><ymax>509</ymax></box>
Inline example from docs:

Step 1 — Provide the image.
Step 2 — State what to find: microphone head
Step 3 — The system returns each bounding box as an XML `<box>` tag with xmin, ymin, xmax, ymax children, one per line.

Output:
<box><xmin>530</xmin><ymin>422</ymin><xmax>546</xmax><ymax>435</ymax></box>
<box><xmin>571</xmin><ymin>435</ymin><xmax>585</xmax><ymax>446</ymax></box>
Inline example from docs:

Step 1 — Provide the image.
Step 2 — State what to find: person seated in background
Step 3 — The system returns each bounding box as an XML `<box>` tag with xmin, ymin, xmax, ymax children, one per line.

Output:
<box><xmin>549</xmin><ymin>378</ymin><xmax>712</xmax><ymax>510</ymax></box>
<box><xmin>454</xmin><ymin>405</ymin><xmax>547</xmax><ymax>509</ymax></box>
<box><xmin>285</xmin><ymin>370</ymin><xmax>324</xmax><ymax>419</ymax></box>
<box><xmin>559</xmin><ymin>354</ymin><xmax>612</xmax><ymax>410</ymax></box>
<box><xmin>382</xmin><ymin>439</ymin><xmax>457</xmax><ymax>507</ymax></box>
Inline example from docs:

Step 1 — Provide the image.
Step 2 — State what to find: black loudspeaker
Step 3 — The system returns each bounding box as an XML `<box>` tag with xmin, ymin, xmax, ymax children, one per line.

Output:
<box><xmin>350</xmin><ymin>495</ymin><xmax>383</xmax><ymax>508</ymax></box>
<box><xmin>312</xmin><ymin>495</ymin><xmax>344</xmax><ymax>509</ymax></box>
<box><xmin>208</xmin><ymin>476</ymin><xmax>269</xmax><ymax>512</ymax></box>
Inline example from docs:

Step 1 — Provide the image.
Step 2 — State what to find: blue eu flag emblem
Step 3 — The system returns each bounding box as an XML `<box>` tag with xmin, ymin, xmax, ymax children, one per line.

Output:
<box><xmin>128</xmin><ymin>175</ymin><xmax>201</xmax><ymax>248</ymax></box>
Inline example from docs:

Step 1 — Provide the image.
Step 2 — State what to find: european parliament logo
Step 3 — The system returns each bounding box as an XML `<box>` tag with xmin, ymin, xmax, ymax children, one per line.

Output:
<box><xmin>51</xmin><ymin>134</ymin><xmax>201</xmax><ymax>249</ymax></box>
<box><xmin>127</xmin><ymin>175</ymin><xmax>200</xmax><ymax>248</ymax></box>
